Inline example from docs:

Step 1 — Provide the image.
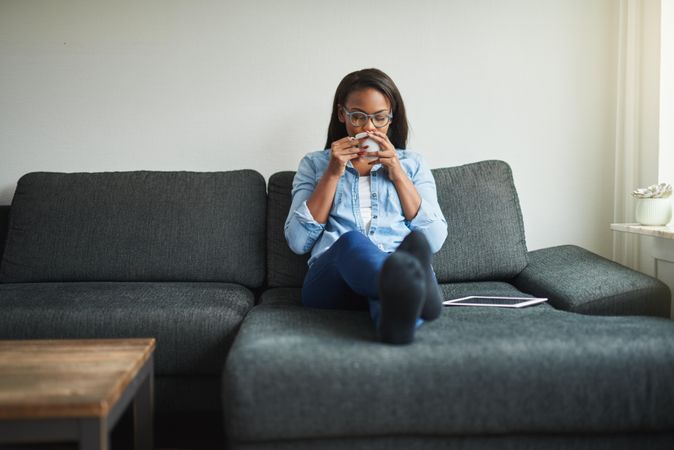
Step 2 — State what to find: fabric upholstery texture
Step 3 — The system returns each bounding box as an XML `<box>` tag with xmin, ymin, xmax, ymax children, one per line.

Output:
<box><xmin>431</xmin><ymin>161</ymin><xmax>528</xmax><ymax>282</ymax></box>
<box><xmin>258</xmin><ymin>281</ymin><xmax>530</xmax><ymax>308</ymax></box>
<box><xmin>226</xmin><ymin>433</ymin><xmax>674</xmax><ymax>450</ymax></box>
<box><xmin>439</xmin><ymin>280</ymin><xmax>534</xmax><ymax>300</ymax></box>
<box><xmin>0</xmin><ymin>281</ymin><xmax>253</xmax><ymax>375</ymax></box>
<box><xmin>259</xmin><ymin>287</ymin><xmax>304</xmax><ymax>306</ymax></box>
<box><xmin>155</xmin><ymin>375</ymin><xmax>222</xmax><ymax>414</ymax></box>
<box><xmin>0</xmin><ymin>171</ymin><xmax>266</xmax><ymax>287</ymax></box>
<box><xmin>0</xmin><ymin>205</ymin><xmax>9</xmax><ymax>260</ymax></box>
<box><xmin>266</xmin><ymin>171</ymin><xmax>309</xmax><ymax>287</ymax></box>
<box><xmin>513</xmin><ymin>245</ymin><xmax>671</xmax><ymax>317</ymax></box>
<box><xmin>224</xmin><ymin>291</ymin><xmax>674</xmax><ymax>442</ymax></box>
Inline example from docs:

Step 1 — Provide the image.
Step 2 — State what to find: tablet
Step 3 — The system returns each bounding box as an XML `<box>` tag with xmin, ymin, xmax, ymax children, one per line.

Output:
<box><xmin>442</xmin><ymin>296</ymin><xmax>548</xmax><ymax>308</ymax></box>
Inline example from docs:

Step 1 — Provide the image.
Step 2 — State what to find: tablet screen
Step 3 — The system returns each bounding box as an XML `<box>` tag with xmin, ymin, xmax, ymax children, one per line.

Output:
<box><xmin>442</xmin><ymin>296</ymin><xmax>548</xmax><ymax>308</ymax></box>
<box><xmin>452</xmin><ymin>297</ymin><xmax>525</xmax><ymax>305</ymax></box>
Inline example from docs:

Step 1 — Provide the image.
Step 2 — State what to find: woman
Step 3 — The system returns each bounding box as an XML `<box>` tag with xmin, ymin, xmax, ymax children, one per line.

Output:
<box><xmin>285</xmin><ymin>68</ymin><xmax>448</xmax><ymax>345</ymax></box>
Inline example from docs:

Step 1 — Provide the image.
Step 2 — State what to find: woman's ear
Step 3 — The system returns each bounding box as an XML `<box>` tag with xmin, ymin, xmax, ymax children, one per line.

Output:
<box><xmin>337</xmin><ymin>105</ymin><xmax>345</xmax><ymax>123</ymax></box>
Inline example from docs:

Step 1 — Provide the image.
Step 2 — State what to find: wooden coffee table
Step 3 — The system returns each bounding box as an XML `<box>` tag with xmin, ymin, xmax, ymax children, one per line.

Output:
<box><xmin>0</xmin><ymin>338</ymin><xmax>155</xmax><ymax>450</ymax></box>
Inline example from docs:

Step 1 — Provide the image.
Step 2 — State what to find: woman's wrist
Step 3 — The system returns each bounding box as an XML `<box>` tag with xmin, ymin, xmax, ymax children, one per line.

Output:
<box><xmin>326</xmin><ymin>158</ymin><xmax>348</xmax><ymax>178</ymax></box>
<box><xmin>388</xmin><ymin>166</ymin><xmax>407</xmax><ymax>183</ymax></box>
<box><xmin>324</xmin><ymin>167</ymin><xmax>343</xmax><ymax>180</ymax></box>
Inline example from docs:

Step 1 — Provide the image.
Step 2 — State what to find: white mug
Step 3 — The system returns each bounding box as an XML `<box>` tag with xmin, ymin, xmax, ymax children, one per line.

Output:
<box><xmin>355</xmin><ymin>132</ymin><xmax>380</xmax><ymax>161</ymax></box>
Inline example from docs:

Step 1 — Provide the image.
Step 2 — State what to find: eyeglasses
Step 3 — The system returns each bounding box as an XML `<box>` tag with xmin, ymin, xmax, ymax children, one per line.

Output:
<box><xmin>342</xmin><ymin>107</ymin><xmax>393</xmax><ymax>128</ymax></box>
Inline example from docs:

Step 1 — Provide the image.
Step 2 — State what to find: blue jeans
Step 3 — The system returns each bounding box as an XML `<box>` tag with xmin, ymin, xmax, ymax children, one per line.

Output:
<box><xmin>302</xmin><ymin>231</ymin><xmax>424</xmax><ymax>329</ymax></box>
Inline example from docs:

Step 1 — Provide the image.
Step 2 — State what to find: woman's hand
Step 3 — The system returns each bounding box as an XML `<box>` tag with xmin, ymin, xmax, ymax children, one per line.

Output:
<box><xmin>308</xmin><ymin>136</ymin><xmax>363</xmax><ymax>223</ymax></box>
<box><xmin>365</xmin><ymin>130</ymin><xmax>420</xmax><ymax>219</ymax></box>
<box><xmin>328</xmin><ymin>136</ymin><xmax>364</xmax><ymax>178</ymax></box>
<box><xmin>364</xmin><ymin>131</ymin><xmax>406</xmax><ymax>182</ymax></box>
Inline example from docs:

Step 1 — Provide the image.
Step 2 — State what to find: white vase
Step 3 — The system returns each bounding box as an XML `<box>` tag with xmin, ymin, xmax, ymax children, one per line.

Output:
<box><xmin>635</xmin><ymin>198</ymin><xmax>672</xmax><ymax>226</ymax></box>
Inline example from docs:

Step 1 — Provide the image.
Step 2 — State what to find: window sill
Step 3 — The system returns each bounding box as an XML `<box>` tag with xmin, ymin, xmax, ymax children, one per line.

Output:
<box><xmin>611</xmin><ymin>223</ymin><xmax>674</xmax><ymax>239</ymax></box>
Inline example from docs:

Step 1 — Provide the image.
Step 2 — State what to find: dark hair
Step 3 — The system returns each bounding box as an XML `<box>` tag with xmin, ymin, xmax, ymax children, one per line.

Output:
<box><xmin>324</xmin><ymin>68</ymin><xmax>409</xmax><ymax>150</ymax></box>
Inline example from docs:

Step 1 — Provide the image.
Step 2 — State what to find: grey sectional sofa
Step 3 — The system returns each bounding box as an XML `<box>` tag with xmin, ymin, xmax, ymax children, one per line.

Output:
<box><xmin>1</xmin><ymin>160</ymin><xmax>673</xmax><ymax>449</ymax></box>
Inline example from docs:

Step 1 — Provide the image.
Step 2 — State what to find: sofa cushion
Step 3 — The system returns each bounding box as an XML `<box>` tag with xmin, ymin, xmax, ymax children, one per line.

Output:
<box><xmin>225</xmin><ymin>433</ymin><xmax>674</xmax><ymax>450</ymax></box>
<box><xmin>0</xmin><ymin>281</ymin><xmax>253</xmax><ymax>375</ymax></box>
<box><xmin>0</xmin><ymin>170</ymin><xmax>266</xmax><ymax>287</ymax></box>
<box><xmin>224</xmin><ymin>288</ymin><xmax>674</xmax><ymax>442</ymax></box>
<box><xmin>267</xmin><ymin>172</ymin><xmax>309</xmax><ymax>288</ymax></box>
<box><xmin>258</xmin><ymin>281</ymin><xmax>532</xmax><ymax>307</ymax></box>
<box><xmin>432</xmin><ymin>160</ymin><xmax>528</xmax><ymax>282</ymax></box>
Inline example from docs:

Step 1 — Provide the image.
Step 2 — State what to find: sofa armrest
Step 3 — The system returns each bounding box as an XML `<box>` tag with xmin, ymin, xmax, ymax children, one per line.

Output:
<box><xmin>512</xmin><ymin>245</ymin><xmax>670</xmax><ymax>317</ymax></box>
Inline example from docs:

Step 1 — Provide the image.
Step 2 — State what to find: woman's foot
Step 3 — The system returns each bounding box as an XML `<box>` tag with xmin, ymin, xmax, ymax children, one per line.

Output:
<box><xmin>396</xmin><ymin>231</ymin><xmax>443</xmax><ymax>321</ymax></box>
<box><xmin>377</xmin><ymin>251</ymin><xmax>426</xmax><ymax>345</ymax></box>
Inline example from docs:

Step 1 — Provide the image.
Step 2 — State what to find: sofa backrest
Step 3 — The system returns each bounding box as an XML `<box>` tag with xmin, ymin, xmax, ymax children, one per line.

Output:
<box><xmin>432</xmin><ymin>160</ymin><xmax>528</xmax><ymax>282</ymax></box>
<box><xmin>0</xmin><ymin>171</ymin><xmax>267</xmax><ymax>287</ymax></box>
<box><xmin>266</xmin><ymin>160</ymin><xmax>528</xmax><ymax>286</ymax></box>
<box><xmin>0</xmin><ymin>205</ymin><xmax>9</xmax><ymax>262</ymax></box>
<box><xmin>266</xmin><ymin>172</ymin><xmax>310</xmax><ymax>287</ymax></box>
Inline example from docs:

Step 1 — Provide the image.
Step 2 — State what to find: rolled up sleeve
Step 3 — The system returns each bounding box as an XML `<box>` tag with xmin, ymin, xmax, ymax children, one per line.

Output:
<box><xmin>406</xmin><ymin>156</ymin><xmax>448</xmax><ymax>254</ymax></box>
<box><xmin>284</xmin><ymin>156</ymin><xmax>325</xmax><ymax>255</ymax></box>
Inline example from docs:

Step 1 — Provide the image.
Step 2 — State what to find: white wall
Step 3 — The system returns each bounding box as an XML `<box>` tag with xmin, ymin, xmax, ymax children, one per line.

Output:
<box><xmin>660</xmin><ymin>0</ymin><xmax>674</xmax><ymax>183</ymax></box>
<box><xmin>0</xmin><ymin>0</ymin><xmax>618</xmax><ymax>256</ymax></box>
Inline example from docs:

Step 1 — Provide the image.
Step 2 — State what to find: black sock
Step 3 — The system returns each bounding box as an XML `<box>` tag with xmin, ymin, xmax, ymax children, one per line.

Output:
<box><xmin>377</xmin><ymin>251</ymin><xmax>426</xmax><ymax>345</ymax></box>
<box><xmin>396</xmin><ymin>231</ymin><xmax>443</xmax><ymax>321</ymax></box>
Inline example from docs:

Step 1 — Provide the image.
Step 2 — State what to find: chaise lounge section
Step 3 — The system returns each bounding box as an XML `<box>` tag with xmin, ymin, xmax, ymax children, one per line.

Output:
<box><xmin>222</xmin><ymin>160</ymin><xmax>674</xmax><ymax>449</ymax></box>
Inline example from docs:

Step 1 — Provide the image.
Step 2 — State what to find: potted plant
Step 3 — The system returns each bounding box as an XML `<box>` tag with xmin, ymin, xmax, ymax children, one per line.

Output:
<box><xmin>632</xmin><ymin>183</ymin><xmax>673</xmax><ymax>226</ymax></box>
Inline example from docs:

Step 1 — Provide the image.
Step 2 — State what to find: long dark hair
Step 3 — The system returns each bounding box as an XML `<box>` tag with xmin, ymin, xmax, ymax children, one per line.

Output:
<box><xmin>324</xmin><ymin>68</ymin><xmax>409</xmax><ymax>150</ymax></box>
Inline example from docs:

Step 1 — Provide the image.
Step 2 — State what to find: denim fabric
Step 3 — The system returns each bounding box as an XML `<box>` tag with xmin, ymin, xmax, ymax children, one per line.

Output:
<box><xmin>302</xmin><ymin>231</ymin><xmax>385</xmax><ymax>308</ymax></box>
<box><xmin>301</xmin><ymin>231</ymin><xmax>423</xmax><ymax>328</ymax></box>
<box><xmin>284</xmin><ymin>150</ymin><xmax>448</xmax><ymax>267</ymax></box>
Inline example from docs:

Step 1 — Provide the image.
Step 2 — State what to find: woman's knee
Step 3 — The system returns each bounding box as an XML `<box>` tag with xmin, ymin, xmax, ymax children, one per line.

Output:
<box><xmin>337</xmin><ymin>230</ymin><xmax>370</xmax><ymax>250</ymax></box>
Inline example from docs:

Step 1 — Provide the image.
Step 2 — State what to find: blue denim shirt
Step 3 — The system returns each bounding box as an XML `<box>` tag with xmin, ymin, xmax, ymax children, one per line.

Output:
<box><xmin>285</xmin><ymin>149</ymin><xmax>448</xmax><ymax>266</ymax></box>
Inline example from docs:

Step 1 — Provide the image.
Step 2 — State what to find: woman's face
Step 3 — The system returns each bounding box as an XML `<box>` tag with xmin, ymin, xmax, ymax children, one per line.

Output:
<box><xmin>338</xmin><ymin>88</ymin><xmax>392</xmax><ymax>137</ymax></box>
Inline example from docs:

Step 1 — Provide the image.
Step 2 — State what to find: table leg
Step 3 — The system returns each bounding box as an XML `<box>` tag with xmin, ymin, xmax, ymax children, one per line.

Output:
<box><xmin>79</xmin><ymin>417</ymin><xmax>108</xmax><ymax>450</ymax></box>
<box><xmin>134</xmin><ymin>360</ymin><xmax>154</xmax><ymax>450</ymax></box>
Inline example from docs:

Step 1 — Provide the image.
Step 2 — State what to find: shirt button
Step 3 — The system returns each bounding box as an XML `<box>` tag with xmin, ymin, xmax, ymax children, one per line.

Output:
<box><xmin>372</xmin><ymin>173</ymin><xmax>377</xmax><ymax>177</ymax></box>
<box><xmin>371</xmin><ymin>193</ymin><xmax>377</xmax><ymax>198</ymax></box>
<box><xmin>370</xmin><ymin>230</ymin><xmax>374</xmax><ymax>235</ymax></box>
<box><xmin>372</xmin><ymin>215</ymin><xmax>377</xmax><ymax>219</ymax></box>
